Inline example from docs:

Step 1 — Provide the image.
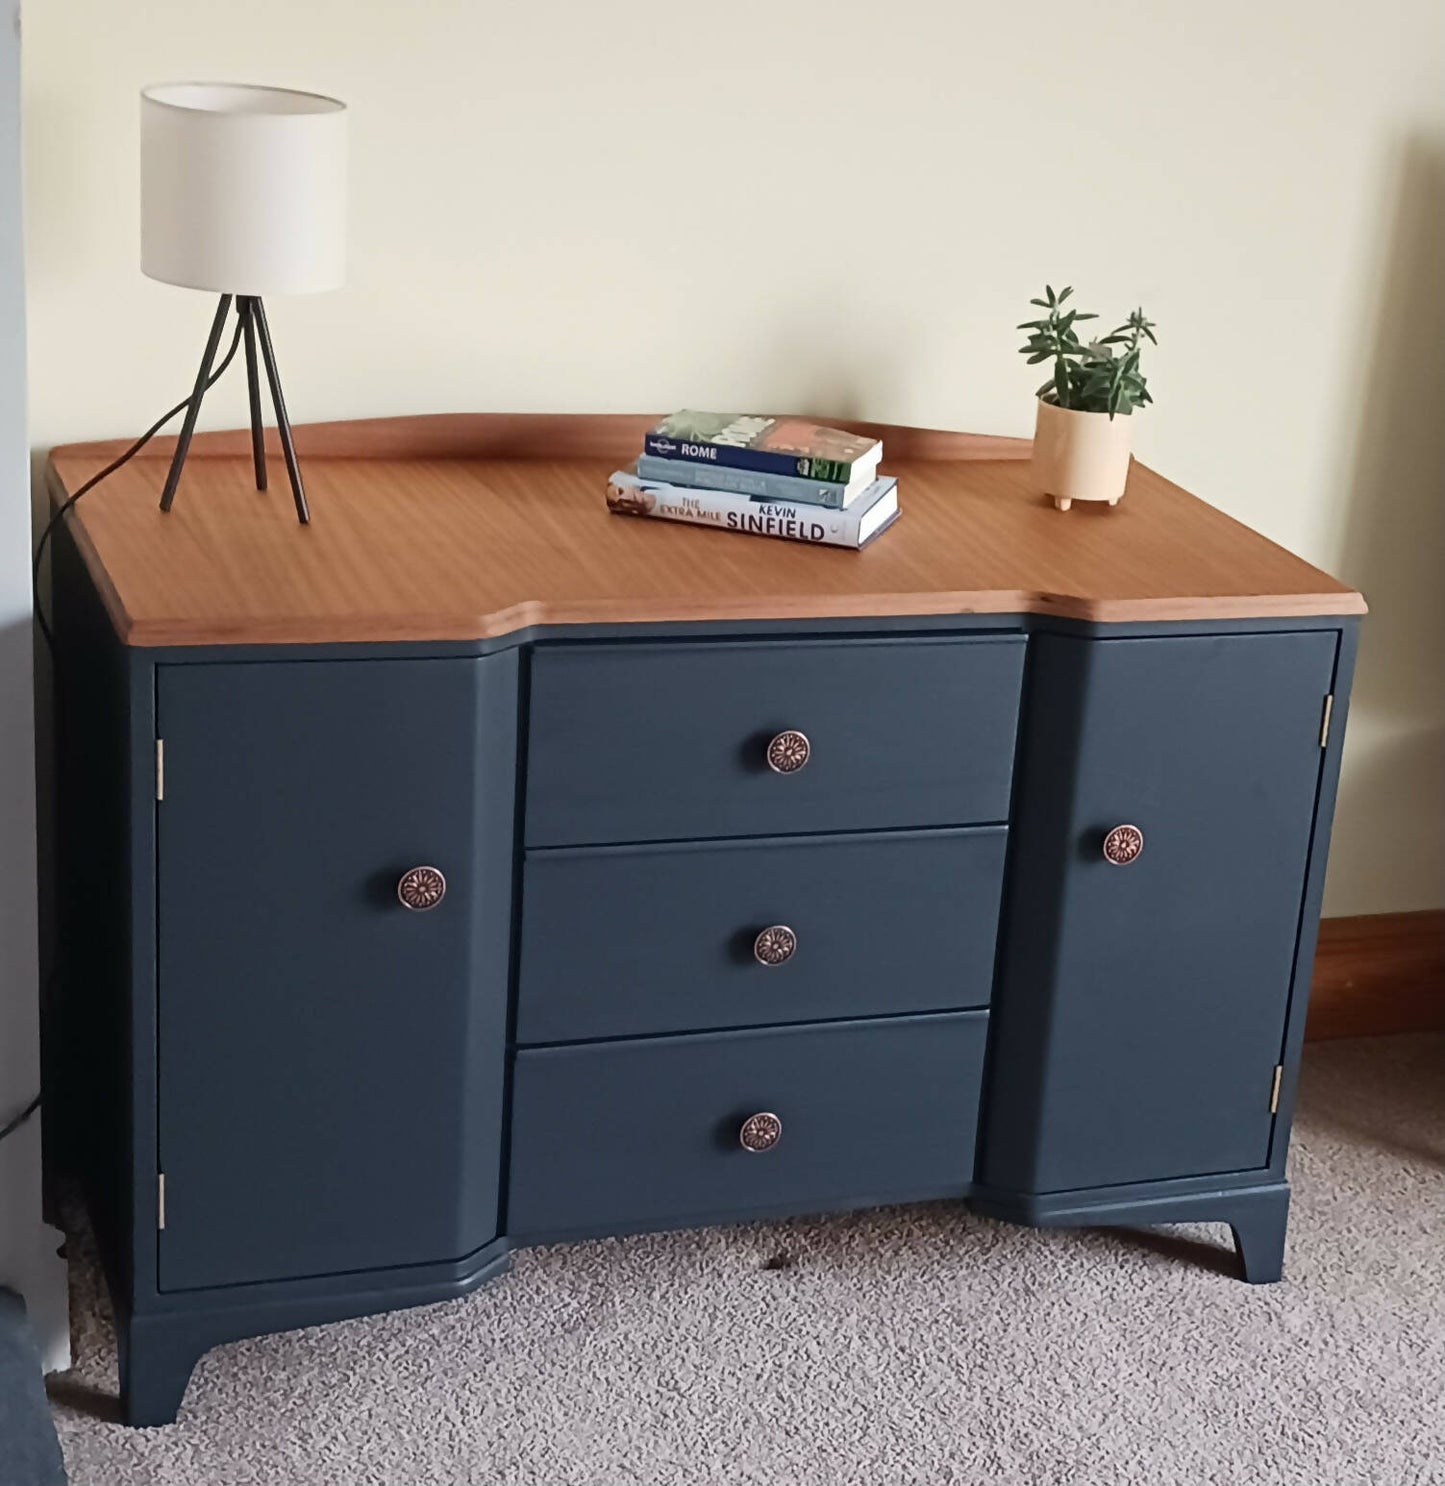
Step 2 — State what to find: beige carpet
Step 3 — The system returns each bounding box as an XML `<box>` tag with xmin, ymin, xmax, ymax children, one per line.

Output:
<box><xmin>50</xmin><ymin>1033</ymin><xmax>1444</xmax><ymax>1486</ymax></box>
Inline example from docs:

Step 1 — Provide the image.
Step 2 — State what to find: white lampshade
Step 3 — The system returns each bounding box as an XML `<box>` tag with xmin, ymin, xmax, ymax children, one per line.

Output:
<box><xmin>141</xmin><ymin>82</ymin><xmax>347</xmax><ymax>296</ymax></box>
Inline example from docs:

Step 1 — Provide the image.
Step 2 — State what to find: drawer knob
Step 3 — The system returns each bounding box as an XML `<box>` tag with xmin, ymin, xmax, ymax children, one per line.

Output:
<box><xmin>753</xmin><ymin>924</ymin><xmax>798</xmax><ymax>966</ymax></box>
<box><xmin>397</xmin><ymin>865</ymin><xmax>447</xmax><ymax>910</ymax></box>
<box><xmin>739</xmin><ymin>1111</ymin><xmax>783</xmax><ymax>1153</ymax></box>
<box><xmin>766</xmin><ymin>729</ymin><xmax>811</xmax><ymax>774</ymax></box>
<box><xmin>1102</xmin><ymin>824</ymin><xmax>1144</xmax><ymax>866</ymax></box>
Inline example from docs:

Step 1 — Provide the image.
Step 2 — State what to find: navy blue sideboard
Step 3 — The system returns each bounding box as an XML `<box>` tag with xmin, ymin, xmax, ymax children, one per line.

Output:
<box><xmin>45</xmin><ymin>417</ymin><xmax>1364</xmax><ymax>1423</ymax></box>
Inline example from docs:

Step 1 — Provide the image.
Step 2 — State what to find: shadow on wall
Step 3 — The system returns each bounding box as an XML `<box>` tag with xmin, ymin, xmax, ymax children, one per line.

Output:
<box><xmin>1328</xmin><ymin>132</ymin><xmax>1445</xmax><ymax>914</ymax></box>
<box><xmin>0</xmin><ymin>617</ymin><xmax>40</xmax><ymax>1096</ymax></box>
<box><xmin>0</xmin><ymin>612</ymin><xmax>67</xmax><ymax>1373</ymax></box>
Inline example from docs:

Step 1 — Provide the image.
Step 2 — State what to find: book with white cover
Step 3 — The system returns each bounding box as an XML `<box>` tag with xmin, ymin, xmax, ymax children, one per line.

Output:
<box><xmin>605</xmin><ymin>468</ymin><xmax>899</xmax><ymax>550</ymax></box>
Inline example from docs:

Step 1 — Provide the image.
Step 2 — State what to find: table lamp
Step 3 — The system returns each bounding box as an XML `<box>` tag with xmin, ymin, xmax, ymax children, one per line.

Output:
<box><xmin>141</xmin><ymin>82</ymin><xmax>348</xmax><ymax>523</ymax></box>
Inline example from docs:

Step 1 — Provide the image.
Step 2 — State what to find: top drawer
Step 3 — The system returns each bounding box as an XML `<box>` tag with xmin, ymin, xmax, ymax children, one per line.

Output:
<box><xmin>525</xmin><ymin>635</ymin><xmax>1025</xmax><ymax>846</ymax></box>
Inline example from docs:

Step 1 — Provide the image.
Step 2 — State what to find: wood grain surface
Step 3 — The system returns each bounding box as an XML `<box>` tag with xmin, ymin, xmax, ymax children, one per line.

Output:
<box><xmin>48</xmin><ymin>413</ymin><xmax>1365</xmax><ymax>647</ymax></box>
<box><xmin>1306</xmin><ymin>911</ymin><xmax>1445</xmax><ymax>1040</ymax></box>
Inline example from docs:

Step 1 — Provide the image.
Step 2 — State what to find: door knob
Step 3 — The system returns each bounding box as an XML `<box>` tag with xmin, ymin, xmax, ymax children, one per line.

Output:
<box><xmin>753</xmin><ymin>925</ymin><xmax>798</xmax><ymax>966</ymax></box>
<box><xmin>1102</xmin><ymin>824</ymin><xmax>1144</xmax><ymax>866</ymax></box>
<box><xmin>766</xmin><ymin>729</ymin><xmax>811</xmax><ymax>774</ymax></box>
<box><xmin>397</xmin><ymin>865</ymin><xmax>447</xmax><ymax>910</ymax></box>
<box><xmin>739</xmin><ymin>1111</ymin><xmax>783</xmax><ymax>1152</ymax></box>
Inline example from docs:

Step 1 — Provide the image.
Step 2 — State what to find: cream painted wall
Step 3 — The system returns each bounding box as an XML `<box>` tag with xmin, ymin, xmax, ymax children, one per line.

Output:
<box><xmin>21</xmin><ymin>0</ymin><xmax>1444</xmax><ymax>915</ymax></box>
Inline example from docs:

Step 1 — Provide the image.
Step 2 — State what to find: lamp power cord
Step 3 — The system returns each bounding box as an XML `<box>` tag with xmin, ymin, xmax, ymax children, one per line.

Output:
<box><xmin>32</xmin><ymin>313</ymin><xmax>246</xmax><ymax>649</ymax></box>
<box><xmin>3</xmin><ymin>315</ymin><xmax>248</xmax><ymax>1150</ymax></box>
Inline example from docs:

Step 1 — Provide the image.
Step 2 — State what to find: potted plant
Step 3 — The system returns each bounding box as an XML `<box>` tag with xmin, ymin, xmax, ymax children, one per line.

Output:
<box><xmin>1018</xmin><ymin>285</ymin><xmax>1157</xmax><ymax>510</ymax></box>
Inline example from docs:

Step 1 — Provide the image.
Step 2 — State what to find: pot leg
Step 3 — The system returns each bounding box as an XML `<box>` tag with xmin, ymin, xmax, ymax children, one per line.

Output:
<box><xmin>1108</xmin><ymin>496</ymin><xmax>1121</xmax><ymax>506</ymax></box>
<box><xmin>1054</xmin><ymin>496</ymin><xmax>1072</xmax><ymax>512</ymax></box>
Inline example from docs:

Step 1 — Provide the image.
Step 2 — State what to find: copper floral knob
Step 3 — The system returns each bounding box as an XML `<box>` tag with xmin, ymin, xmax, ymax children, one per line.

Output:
<box><xmin>397</xmin><ymin>865</ymin><xmax>447</xmax><ymax>910</ymax></box>
<box><xmin>739</xmin><ymin>1112</ymin><xmax>783</xmax><ymax>1153</ymax></box>
<box><xmin>766</xmin><ymin>729</ymin><xmax>811</xmax><ymax>774</ymax></box>
<box><xmin>753</xmin><ymin>925</ymin><xmax>797</xmax><ymax>966</ymax></box>
<box><xmin>1102</xmin><ymin>825</ymin><xmax>1144</xmax><ymax>866</ymax></box>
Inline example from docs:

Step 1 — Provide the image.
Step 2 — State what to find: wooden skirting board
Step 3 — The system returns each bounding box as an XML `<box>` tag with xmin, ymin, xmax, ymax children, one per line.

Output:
<box><xmin>1306</xmin><ymin>910</ymin><xmax>1445</xmax><ymax>1040</ymax></box>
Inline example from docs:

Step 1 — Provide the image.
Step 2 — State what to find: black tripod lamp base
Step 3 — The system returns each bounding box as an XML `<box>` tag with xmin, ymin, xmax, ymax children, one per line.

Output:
<box><xmin>160</xmin><ymin>294</ymin><xmax>310</xmax><ymax>524</ymax></box>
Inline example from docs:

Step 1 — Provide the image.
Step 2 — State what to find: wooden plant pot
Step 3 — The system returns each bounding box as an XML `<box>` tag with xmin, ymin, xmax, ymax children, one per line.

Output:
<box><xmin>1031</xmin><ymin>398</ymin><xmax>1134</xmax><ymax>511</ymax></box>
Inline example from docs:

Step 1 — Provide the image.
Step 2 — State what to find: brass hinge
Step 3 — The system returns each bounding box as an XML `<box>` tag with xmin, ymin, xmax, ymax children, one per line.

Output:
<box><xmin>157</xmin><ymin>1173</ymin><xmax>166</xmax><ymax>1230</ymax></box>
<box><xmin>155</xmin><ymin>738</ymin><xmax>165</xmax><ymax>801</ymax></box>
<box><xmin>1269</xmin><ymin>1065</ymin><xmax>1283</xmax><ymax>1114</ymax></box>
<box><xmin>1319</xmin><ymin>694</ymin><xmax>1334</xmax><ymax>749</ymax></box>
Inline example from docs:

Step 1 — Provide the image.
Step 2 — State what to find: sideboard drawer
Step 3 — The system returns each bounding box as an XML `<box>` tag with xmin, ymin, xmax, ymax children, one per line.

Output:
<box><xmin>518</xmin><ymin>827</ymin><xmax>1006</xmax><ymax>1043</ymax></box>
<box><xmin>506</xmin><ymin>1011</ymin><xmax>987</xmax><ymax>1239</ymax></box>
<box><xmin>525</xmin><ymin>636</ymin><xmax>1024</xmax><ymax>846</ymax></box>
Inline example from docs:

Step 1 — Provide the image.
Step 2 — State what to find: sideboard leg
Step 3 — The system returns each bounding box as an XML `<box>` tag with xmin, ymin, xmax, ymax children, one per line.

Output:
<box><xmin>1229</xmin><ymin>1185</ymin><xmax>1290</xmax><ymax>1284</ymax></box>
<box><xmin>971</xmin><ymin>1179</ymin><xmax>1293</xmax><ymax>1284</ymax></box>
<box><xmin>118</xmin><ymin>1314</ymin><xmax>199</xmax><ymax>1427</ymax></box>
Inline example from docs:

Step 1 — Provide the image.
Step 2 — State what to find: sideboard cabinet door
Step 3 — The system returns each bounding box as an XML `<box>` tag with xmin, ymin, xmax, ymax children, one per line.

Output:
<box><xmin>154</xmin><ymin>656</ymin><xmax>517</xmax><ymax>1291</ymax></box>
<box><xmin>982</xmin><ymin>631</ymin><xmax>1337</xmax><ymax>1193</ymax></box>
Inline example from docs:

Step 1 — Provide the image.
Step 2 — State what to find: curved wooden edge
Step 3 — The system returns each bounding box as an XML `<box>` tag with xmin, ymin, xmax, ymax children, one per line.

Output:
<box><xmin>104</xmin><ymin>591</ymin><xmax>1367</xmax><ymax>649</ymax></box>
<box><xmin>43</xmin><ymin>462</ymin><xmax>132</xmax><ymax>636</ymax></box>
<box><xmin>50</xmin><ymin>412</ymin><xmax>1034</xmax><ymax>467</ymax></box>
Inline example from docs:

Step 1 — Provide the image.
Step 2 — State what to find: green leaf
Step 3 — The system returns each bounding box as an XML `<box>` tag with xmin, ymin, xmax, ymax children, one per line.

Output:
<box><xmin>1026</xmin><ymin>351</ymin><xmax>1054</xmax><ymax>364</ymax></box>
<box><xmin>1058</xmin><ymin>285</ymin><xmax>1073</xmax><ymax>302</ymax></box>
<box><xmin>1045</xmin><ymin>285</ymin><xmax>1057</xmax><ymax>306</ymax></box>
<box><xmin>1029</xmin><ymin>298</ymin><xmax>1050</xmax><ymax>308</ymax></box>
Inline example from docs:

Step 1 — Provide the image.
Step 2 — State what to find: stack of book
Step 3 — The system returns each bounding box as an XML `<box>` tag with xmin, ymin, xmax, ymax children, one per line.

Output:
<box><xmin>605</xmin><ymin>411</ymin><xmax>900</xmax><ymax>549</ymax></box>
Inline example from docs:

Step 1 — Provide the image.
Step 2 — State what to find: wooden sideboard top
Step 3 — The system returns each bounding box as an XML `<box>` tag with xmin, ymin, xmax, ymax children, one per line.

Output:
<box><xmin>49</xmin><ymin>413</ymin><xmax>1365</xmax><ymax>647</ymax></box>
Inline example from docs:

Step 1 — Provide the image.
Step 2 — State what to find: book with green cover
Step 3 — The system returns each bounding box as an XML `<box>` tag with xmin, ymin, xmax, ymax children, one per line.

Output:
<box><xmin>635</xmin><ymin>452</ymin><xmax>872</xmax><ymax>508</ymax></box>
<box><xmin>644</xmin><ymin>411</ymin><xmax>882</xmax><ymax>485</ymax></box>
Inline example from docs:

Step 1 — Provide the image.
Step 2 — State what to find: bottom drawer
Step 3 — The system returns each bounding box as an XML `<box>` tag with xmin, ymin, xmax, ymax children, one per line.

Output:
<box><xmin>506</xmin><ymin>1011</ymin><xmax>988</xmax><ymax>1240</ymax></box>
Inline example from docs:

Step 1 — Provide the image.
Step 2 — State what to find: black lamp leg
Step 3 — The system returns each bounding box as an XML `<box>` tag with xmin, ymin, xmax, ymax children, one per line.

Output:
<box><xmin>239</xmin><ymin>297</ymin><xmax>268</xmax><ymax>492</ymax></box>
<box><xmin>159</xmin><ymin>293</ymin><xmax>233</xmax><ymax>513</ymax></box>
<box><xmin>250</xmin><ymin>297</ymin><xmax>310</xmax><ymax>525</ymax></box>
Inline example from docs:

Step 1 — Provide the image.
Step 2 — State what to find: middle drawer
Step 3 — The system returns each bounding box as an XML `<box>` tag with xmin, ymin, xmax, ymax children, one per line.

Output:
<box><xmin>517</xmin><ymin>826</ymin><xmax>1006</xmax><ymax>1044</ymax></box>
